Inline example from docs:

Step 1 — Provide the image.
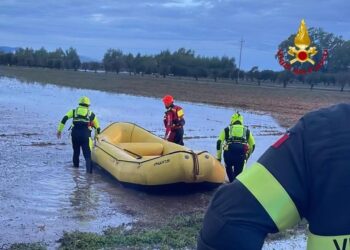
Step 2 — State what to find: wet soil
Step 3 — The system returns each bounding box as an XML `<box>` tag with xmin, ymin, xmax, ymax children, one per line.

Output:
<box><xmin>2</xmin><ymin>66</ymin><xmax>341</xmax><ymax>248</ymax></box>
<box><xmin>2</xmin><ymin>66</ymin><xmax>350</xmax><ymax>128</ymax></box>
<box><xmin>0</xmin><ymin>77</ymin><xmax>284</xmax><ymax>247</ymax></box>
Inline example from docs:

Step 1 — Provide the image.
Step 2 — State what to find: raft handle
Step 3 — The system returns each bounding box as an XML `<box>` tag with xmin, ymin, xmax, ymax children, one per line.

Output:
<box><xmin>124</xmin><ymin>148</ymin><xmax>143</xmax><ymax>159</ymax></box>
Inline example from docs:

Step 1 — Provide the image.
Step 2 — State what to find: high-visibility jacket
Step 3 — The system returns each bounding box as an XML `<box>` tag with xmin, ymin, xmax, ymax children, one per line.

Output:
<box><xmin>198</xmin><ymin>103</ymin><xmax>350</xmax><ymax>250</ymax></box>
<box><xmin>164</xmin><ymin>104</ymin><xmax>185</xmax><ymax>138</ymax></box>
<box><xmin>57</xmin><ymin>105</ymin><xmax>100</xmax><ymax>134</ymax></box>
<box><xmin>216</xmin><ymin>124</ymin><xmax>255</xmax><ymax>160</ymax></box>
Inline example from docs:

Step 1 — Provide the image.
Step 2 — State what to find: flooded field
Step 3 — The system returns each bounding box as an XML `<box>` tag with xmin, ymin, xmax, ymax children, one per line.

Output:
<box><xmin>0</xmin><ymin>77</ymin><xmax>294</xmax><ymax>248</ymax></box>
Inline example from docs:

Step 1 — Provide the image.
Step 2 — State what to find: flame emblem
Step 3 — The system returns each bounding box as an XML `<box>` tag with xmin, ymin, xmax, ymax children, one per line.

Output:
<box><xmin>288</xmin><ymin>19</ymin><xmax>318</xmax><ymax>64</ymax></box>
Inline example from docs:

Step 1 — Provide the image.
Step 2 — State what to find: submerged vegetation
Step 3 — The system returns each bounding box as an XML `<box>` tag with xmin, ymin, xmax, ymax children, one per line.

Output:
<box><xmin>6</xmin><ymin>243</ymin><xmax>46</xmax><ymax>250</ymax></box>
<box><xmin>58</xmin><ymin>212</ymin><xmax>202</xmax><ymax>250</ymax></box>
<box><xmin>5</xmin><ymin>213</ymin><xmax>203</xmax><ymax>250</ymax></box>
<box><xmin>6</xmin><ymin>212</ymin><xmax>307</xmax><ymax>250</ymax></box>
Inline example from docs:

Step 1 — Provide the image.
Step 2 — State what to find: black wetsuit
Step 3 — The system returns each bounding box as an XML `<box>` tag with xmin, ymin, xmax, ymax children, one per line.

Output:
<box><xmin>71</xmin><ymin>124</ymin><xmax>92</xmax><ymax>170</ymax></box>
<box><xmin>59</xmin><ymin>106</ymin><xmax>100</xmax><ymax>173</ymax></box>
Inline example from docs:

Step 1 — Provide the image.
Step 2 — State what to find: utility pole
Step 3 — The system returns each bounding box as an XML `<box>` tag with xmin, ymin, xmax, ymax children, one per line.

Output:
<box><xmin>237</xmin><ymin>38</ymin><xmax>244</xmax><ymax>82</ymax></box>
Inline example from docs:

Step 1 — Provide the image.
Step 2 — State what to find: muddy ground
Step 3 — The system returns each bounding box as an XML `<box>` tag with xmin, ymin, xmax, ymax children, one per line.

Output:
<box><xmin>1</xmin><ymin>66</ymin><xmax>349</xmax><ymax>249</ymax></box>
<box><xmin>2</xmin><ymin>66</ymin><xmax>350</xmax><ymax>128</ymax></box>
<box><xmin>0</xmin><ymin>77</ymin><xmax>285</xmax><ymax>248</ymax></box>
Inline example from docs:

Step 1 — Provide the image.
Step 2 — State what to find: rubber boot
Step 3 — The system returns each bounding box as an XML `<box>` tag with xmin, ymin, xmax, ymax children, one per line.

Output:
<box><xmin>86</xmin><ymin>159</ymin><xmax>93</xmax><ymax>174</ymax></box>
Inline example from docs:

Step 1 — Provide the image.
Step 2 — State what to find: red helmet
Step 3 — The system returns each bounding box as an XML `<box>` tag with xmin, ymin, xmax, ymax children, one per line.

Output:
<box><xmin>162</xmin><ymin>95</ymin><xmax>174</xmax><ymax>106</ymax></box>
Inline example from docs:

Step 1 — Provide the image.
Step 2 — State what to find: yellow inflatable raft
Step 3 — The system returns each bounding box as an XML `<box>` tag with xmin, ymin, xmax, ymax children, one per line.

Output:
<box><xmin>92</xmin><ymin>122</ymin><xmax>225</xmax><ymax>189</ymax></box>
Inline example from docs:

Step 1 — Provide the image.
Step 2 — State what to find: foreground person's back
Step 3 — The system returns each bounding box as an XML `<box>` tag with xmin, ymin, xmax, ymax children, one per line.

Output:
<box><xmin>198</xmin><ymin>103</ymin><xmax>350</xmax><ymax>250</ymax></box>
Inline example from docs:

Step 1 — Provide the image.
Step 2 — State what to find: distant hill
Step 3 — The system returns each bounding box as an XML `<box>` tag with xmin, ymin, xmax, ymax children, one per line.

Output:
<box><xmin>0</xmin><ymin>46</ymin><xmax>19</xmax><ymax>53</ymax></box>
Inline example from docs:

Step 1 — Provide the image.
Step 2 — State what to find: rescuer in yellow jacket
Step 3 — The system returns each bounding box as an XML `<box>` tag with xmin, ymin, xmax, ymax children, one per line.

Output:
<box><xmin>217</xmin><ymin>112</ymin><xmax>255</xmax><ymax>182</ymax></box>
<box><xmin>57</xmin><ymin>96</ymin><xmax>100</xmax><ymax>173</ymax></box>
<box><xmin>198</xmin><ymin>103</ymin><xmax>350</xmax><ymax>250</ymax></box>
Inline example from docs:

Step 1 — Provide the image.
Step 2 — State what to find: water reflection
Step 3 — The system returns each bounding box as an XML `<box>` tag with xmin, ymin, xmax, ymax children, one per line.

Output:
<box><xmin>69</xmin><ymin>170</ymin><xmax>99</xmax><ymax>221</ymax></box>
<box><xmin>0</xmin><ymin>77</ymin><xmax>284</xmax><ymax>247</ymax></box>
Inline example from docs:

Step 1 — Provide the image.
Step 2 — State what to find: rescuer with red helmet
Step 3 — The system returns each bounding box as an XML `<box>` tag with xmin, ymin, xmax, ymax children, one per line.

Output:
<box><xmin>162</xmin><ymin>95</ymin><xmax>185</xmax><ymax>145</ymax></box>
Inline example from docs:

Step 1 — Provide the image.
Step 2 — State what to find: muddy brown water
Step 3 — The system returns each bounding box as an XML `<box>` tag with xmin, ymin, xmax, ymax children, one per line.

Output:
<box><xmin>0</xmin><ymin>77</ymin><xmax>284</xmax><ymax>247</ymax></box>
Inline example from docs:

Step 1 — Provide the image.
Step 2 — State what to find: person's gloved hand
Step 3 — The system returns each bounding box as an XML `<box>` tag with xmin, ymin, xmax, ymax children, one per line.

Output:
<box><xmin>246</xmin><ymin>151</ymin><xmax>251</xmax><ymax>161</ymax></box>
<box><xmin>94</xmin><ymin>134</ymin><xmax>99</xmax><ymax>141</ymax></box>
<box><xmin>164</xmin><ymin>132</ymin><xmax>170</xmax><ymax>140</ymax></box>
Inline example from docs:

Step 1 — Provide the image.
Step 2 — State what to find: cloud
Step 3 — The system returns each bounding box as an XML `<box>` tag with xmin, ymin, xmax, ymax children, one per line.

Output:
<box><xmin>161</xmin><ymin>0</ymin><xmax>214</xmax><ymax>8</ymax></box>
<box><xmin>90</xmin><ymin>13</ymin><xmax>114</xmax><ymax>24</ymax></box>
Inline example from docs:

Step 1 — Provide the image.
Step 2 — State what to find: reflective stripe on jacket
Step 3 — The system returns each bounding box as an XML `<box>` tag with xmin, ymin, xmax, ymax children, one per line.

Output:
<box><xmin>216</xmin><ymin>124</ymin><xmax>255</xmax><ymax>159</ymax></box>
<box><xmin>57</xmin><ymin>105</ymin><xmax>100</xmax><ymax>133</ymax></box>
<box><xmin>199</xmin><ymin>104</ymin><xmax>350</xmax><ymax>250</ymax></box>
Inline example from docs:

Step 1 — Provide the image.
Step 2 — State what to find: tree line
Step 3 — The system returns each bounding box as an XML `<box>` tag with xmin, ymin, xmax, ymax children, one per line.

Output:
<box><xmin>0</xmin><ymin>47</ymin><xmax>81</xmax><ymax>70</ymax></box>
<box><xmin>0</xmin><ymin>46</ymin><xmax>237</xmax><ymax>81</ymax></box>
<box><xmin>100</xmin><ymin>48</ymin><xmax>236</xmax><ymax>81</ymax></box>
<box><xmin>0</xmin><ymin>27</ymin><xmax>349</xmax><ymax>90</ymax></box>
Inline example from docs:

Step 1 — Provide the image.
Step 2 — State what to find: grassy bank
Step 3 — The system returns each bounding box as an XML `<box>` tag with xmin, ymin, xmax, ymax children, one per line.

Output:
<box><xmin>1</xmin><ymin>66</ymin><xmax>350</xmax><ymax>128</ymax></box>
<box><xmin>58</xmin><ymin>212</ymin><xmax>202</xmax><ymax>250</ymax></box>
<box><xmin>6</xmin><ymin>213</ymin><xmax>202</xmax><ymax>250</ymax></box>
<box><xmin>6</xmin><ymin>243</ymin><xmax>46</xmax><ymax>250</ymax></box>
<box><xmin>7</xmin><ymin>212</ymin><xmax>306</xmax><ymax>250</ymax></box>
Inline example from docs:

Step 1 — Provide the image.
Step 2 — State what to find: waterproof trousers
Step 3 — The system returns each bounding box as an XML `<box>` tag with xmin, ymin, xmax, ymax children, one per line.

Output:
<box><xmin>223</xmin><ymin>142</ymin><xmax>246</xmax><ymax>182</ymax></box>
<box><xmin>167</xmin><ymin>127</ymin><xmax>184</xmax><ymax>146</ymax></box>
<box><xmin>71</xmin><ymin>127</ymin><xmax>92</xmax><ymax>173</ymax></box>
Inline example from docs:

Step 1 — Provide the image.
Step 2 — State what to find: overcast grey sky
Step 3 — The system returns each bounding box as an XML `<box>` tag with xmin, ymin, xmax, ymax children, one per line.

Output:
<box><xmin>1</xmin><ymin>0</ymin><xmax>349</xmax><ymax>70</ymax></box>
